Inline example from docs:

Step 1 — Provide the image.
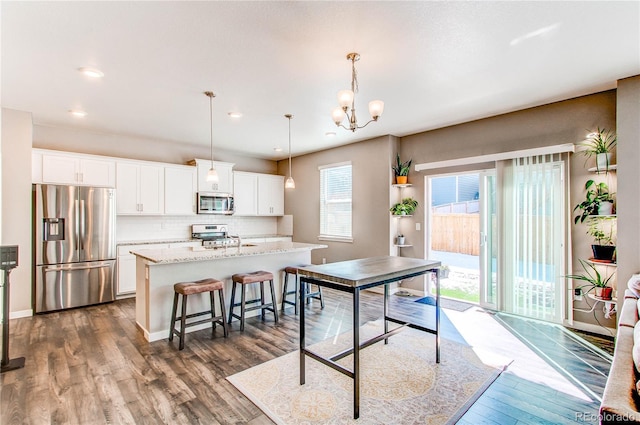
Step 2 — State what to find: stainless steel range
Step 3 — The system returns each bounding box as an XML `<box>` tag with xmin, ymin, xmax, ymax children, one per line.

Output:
<box><xmin>191</xmin><ymin>224</ymin><xmax>238</xmax><ymax>248</ymax></box>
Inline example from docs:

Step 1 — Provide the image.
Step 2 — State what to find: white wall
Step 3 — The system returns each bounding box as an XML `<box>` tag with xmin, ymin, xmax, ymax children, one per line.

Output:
<box><xmin>1</xmin><ymin>108</ymin><xmax>33</xmax><ymax>317</ymax></box>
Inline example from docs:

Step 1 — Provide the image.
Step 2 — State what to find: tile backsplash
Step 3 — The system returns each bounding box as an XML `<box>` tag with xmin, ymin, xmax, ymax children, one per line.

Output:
<box><xmin>117</xmin><ymin>215</ymin><xmax>284</xmax><ymax>242</ymax></box>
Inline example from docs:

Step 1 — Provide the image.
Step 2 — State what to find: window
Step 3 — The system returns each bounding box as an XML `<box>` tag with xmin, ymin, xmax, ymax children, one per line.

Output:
<box><xmin>319</xmin><ymin>162</ymin><xmax>352</xmax><ymax>241</ymax></box>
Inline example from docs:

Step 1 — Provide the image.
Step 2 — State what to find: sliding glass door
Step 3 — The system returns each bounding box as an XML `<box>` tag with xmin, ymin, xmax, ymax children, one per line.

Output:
<box><xmin>479</xmin><ymin>171</ymin><xmax>498</xmax><ymax>309</ymax></box>
<box><xmin>502</xmin><ymin>155</ymin><xmax>565</xmax><ymax>323</ymax></box>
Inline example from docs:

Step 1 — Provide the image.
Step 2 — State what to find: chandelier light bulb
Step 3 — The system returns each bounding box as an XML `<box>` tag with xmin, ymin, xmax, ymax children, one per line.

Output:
<box><xmin>338</xmin><ymin>90</ymin><xmax>354</xmax><ymax>109</ymax></box>
<box><xmin>368</xmin><ymin>100</ymin><xmax>384</xmax><ymax>120</ymax></box>
<box><xmin>332</xmin><ymin>107</ymin><xmax>346</xmax><ymax>125</ymax></box>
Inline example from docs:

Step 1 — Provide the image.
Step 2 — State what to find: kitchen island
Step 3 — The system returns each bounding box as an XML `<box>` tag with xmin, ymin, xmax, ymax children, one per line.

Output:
<box><xmin>131</xmin><ymin>241</ymin><xmax>327</xmax><ymax>342</ymax></box>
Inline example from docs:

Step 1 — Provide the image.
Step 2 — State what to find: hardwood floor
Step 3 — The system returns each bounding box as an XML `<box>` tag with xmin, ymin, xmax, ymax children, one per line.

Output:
<box><xmin>0</xmin><ymin>290</ymin><xmax>611</xmax><ymax>424</ymax></box>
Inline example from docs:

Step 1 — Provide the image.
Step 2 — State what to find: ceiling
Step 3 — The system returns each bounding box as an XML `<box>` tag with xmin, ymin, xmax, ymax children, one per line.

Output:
<box><xmin>2</xmin><ymin>1</ymin><xmax>639</xmax><ymax>160</ymax></box>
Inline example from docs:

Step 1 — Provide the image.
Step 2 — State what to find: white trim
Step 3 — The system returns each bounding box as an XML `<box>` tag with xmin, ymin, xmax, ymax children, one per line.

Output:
<box><xmin>318</xmin><ymin>235</ymin><xmax>353</xmax><ymax>243</ymax></box>
<box><xmin>415</xmin><ymin>143</ymin><xmax>576</xmax><ymax>171</ymax></box>
<box><xmin>318</xmin><ymin>160</ymin><xmax>351</xmax><ymax>170</ymax></box>
<box><xmin>9</xmin><ymin>309</ymin><xmax>32</xmax><ymax>319</ymax></box>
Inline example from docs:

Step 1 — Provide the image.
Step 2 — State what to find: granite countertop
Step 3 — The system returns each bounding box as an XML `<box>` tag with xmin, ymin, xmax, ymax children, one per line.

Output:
<box><xmin>130</xmin><ymin>241</ymin><xmax>326</xmax><ymax>264</ymax></box>
<box><xmin>117</xmin><ymin>234</ymin><xmax>292</xmax><ymax>246</ymax></box>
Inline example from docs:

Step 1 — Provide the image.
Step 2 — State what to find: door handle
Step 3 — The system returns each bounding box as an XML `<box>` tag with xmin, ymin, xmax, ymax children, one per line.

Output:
<box><xmin>80</xmin><ymin>199</ymin><xmax>85</xmax><ymax>250</ymax></box>
<box><xmin>74</xmin><ymin>199</ymin><xmax>80</xmax><ymax>251</ymax></box>
<box><xmin>45</xmin><ymin>263</ymin><xmax>112</xmax><ymax>272</ymax></box>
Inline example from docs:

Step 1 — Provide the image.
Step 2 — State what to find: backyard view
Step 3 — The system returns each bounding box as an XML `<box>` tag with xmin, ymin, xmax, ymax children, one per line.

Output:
<box><xmin>430</xmin><ymin>174</ymin><xmax>481</xmax><ymax>304</ymax></box>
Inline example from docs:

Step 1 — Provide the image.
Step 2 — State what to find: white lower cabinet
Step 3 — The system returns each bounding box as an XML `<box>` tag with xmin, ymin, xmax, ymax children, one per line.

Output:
<box><xmin>117</xmin><ymin>242</ymin><xmax>200</xmax><ymax>296</ymax></box>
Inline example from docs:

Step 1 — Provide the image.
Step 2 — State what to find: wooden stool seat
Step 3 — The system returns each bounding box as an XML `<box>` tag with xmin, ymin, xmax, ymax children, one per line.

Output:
<box><xmin>169</xmin><ymin>277</ymin><xmax>228</xmax><ymax>350</ymax></box>
<box><xmin>232</xmin><ymin>271</ymin><xmax>274</xmax><ymax>284</ymax></box>
<box><xmin>282</xmin><ymin>264</ymin><xmax>324</xmax><ymax>314</ymax></box>
<box><xmin>175</xmin><ymin>278</ymin><xmax>224</xmax><ymax>295</ymax></box>
<box><xmin>228</xmin><ymin>270</ymin><xmax>278</xmax><ymax>331</ymax></box>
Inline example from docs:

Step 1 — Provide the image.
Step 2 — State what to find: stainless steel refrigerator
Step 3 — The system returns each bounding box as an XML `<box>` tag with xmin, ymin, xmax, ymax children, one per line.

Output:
<box><xmin>33</xmin><ymin>184</ymin><xmax>116</xmax><ymax>313</ymax></box>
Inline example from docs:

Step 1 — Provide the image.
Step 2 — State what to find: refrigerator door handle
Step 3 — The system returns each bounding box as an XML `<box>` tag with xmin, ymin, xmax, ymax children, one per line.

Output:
<box><xmin>74</xmin><ymin>199</ymin><xmax>80</xmax><ymax>251</ymax></box>
<box><xmin>44</xmin><ymin>262</ymin><xmax>112</xmax><ymax>272</ymax></box>
<box><xmin>80</xmin><ymin>199</ymin><xmax>86</xmax><ymax>251</ymax></box>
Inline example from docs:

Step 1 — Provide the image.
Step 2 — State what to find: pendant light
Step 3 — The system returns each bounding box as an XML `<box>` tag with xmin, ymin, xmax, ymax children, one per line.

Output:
<box><xmin>284</xmin><ymin>114</ymin><xmax>295</xmax><ymax>189</ymax></box>
<box><xmin>204</xmin><ymin>91</ymin><xmax>219</xmax><ymax>182</ymax></box>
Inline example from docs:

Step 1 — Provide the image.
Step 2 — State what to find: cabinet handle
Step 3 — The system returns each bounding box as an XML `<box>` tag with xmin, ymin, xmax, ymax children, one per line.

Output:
<box><xmin>79</xmin><ymin>172</ymin><xmax>83</xmax><ymax>183</ymax></box>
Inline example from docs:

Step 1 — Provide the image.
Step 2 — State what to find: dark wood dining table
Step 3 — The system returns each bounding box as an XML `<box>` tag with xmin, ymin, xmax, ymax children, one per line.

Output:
<box><xmin>298</xmin><ymin>256</ymin><xmax>441</xmax><ymax>419</ymax></box>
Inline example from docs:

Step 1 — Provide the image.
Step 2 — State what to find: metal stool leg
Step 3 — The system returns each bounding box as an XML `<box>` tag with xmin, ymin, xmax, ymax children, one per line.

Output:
<box><xmin>179</xmin><ymin>294</ymin><xmax>188</xmax><ymax>350</ymax></box>
<box><xmin>240</xmin><ymin>283</ymin><xmax>246</xmax><ymax>331</ymax></box>
<box><xmin>319</xmin><ymin>285</ymin><xmax>325</xmax><ymax>309</ymax></box>
<box><xmin>228</xmin><ymin>280</ymin><xmax>237</xmax><ymax>325</ymax></box>
<box><xmin>169</xmin><ymin>292</ymin><xmax>179</xmax><ymax>341</ymax></box>
<box><xmin>210</xmin><ymin>291</ymin><xmax>216</xmax><ymax>334</ymax></box>
<box><xmin>218</xmin><ymin>288</ymin><xmax>229</xmax><ymax>337</ymax></box>
<box><xmin>260</xmin><ymin>281</ymin><xmax>265</xmax><ymax>320</ymax></box>
<box><xmin>269</xmin><ymin>279</ymin><xmax>279</xmax><ymax>323</ymax></box>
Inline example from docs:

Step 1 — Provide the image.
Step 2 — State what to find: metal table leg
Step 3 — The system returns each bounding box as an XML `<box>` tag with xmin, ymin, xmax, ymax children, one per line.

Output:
<box><xmin>300</xmin><ymin>276</ymin><xmax>306</xmax><ymax>385</ymax></box>
<box><xmin>353</xmin><ymin>288</ymin><xmax>360</xmax><ymax>419</ymax></box>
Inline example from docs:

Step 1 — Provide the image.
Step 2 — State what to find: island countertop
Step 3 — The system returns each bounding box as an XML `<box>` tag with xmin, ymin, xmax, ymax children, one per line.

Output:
<box><xmin>131</xmin><ymin>241</ymin><xmax>327</xmax><ymax>264</ymax></box>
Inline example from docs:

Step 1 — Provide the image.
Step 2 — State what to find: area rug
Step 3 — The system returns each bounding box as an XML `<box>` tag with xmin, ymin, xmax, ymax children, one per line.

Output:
<box><xmin>227</xmin><ymin>321</ymin><xmax>509</xmax><ymax>424</ymax></box>
<box><xmin>415</xmin><ymin>296</ymin><xmax>474</xmax><ymax>312</ymax></box>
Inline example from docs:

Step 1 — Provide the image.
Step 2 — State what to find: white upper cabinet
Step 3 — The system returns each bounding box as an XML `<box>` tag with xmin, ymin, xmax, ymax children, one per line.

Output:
<box><xmin>258</xmin><ymin>174</ymin><xmax>284</xmax><ymax>216</ymax></box>
<box><xmin>116</xmin><ymin>162</ymin><xmax>164</xmax><ymax>215</ymax></box>
<box><xmin>164</xmin><ymin>165</ymin><xmax>197</xmax><ymax>215</ymax></box>
<box><xmin>35</xmin><ymin>149</ymin><xmax>115</xmax><ymax>187</ymax></box>
<box><xmin>233</xmin><ymin>171</ymin><xmax>259</xmax><ymax>215</ymax></box>
<box><xmin>190</xmin><ymin>159</ymin><xmax>235</xmax><ymax>193</ymax></box>
<box><xmin>233</xmin><ymin>171</ymin><xmax>284</xmax><ymax>216</ymax></box>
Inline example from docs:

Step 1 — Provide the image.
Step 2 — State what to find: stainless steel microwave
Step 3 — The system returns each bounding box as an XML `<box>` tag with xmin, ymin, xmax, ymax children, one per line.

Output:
<box><xmin>197</xmin><ymin>192</ymin><xmax>234</xmax><ymax>215</ymax></box>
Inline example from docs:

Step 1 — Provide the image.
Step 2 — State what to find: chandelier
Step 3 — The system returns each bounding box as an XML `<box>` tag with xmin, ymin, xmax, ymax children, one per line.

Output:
<box><xmin>331</xmin><ymin>52</ymin><xmax>384</xmax><ymax>132</ymax></box>
<box><xmin>204</xmin><ymin>91</ymin><xmax>218</xmax><ymax>182</ymax></box>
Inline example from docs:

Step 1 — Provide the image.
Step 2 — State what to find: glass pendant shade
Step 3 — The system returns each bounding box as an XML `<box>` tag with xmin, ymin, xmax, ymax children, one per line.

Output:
<box><xmin>285</xmin><ymin>176</ymin><xmax>295</xmax><ymax>189</ymax></box>
<box><xmin>338</xmin><ymin>90</ymin><xmax>354</xmax><ymax>108</ymax></box>
<box><xmin>206</xmin><ymin>167</ymin><xmax>219</xmax><ymax>182</ymax></box>
<box><xmin>368</xmin><ymin>100</ymin><xmax>385</xmax><ymax>119</ymax></box>
<box><xmin>332</xmin><ymin>107</ymin><xmax>346</xmax><ymax>125</ymax></box>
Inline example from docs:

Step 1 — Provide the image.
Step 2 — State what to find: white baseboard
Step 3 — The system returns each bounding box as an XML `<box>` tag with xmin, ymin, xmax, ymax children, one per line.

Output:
<box><xmin>10</xmin><ymin>309</ymin><xmax>32</xmax><ymax>319</ymax></box>
<box><xmin>566</xmin><ymin>320</ymin><xmax>616</xmax><ymax>337</ymax></box>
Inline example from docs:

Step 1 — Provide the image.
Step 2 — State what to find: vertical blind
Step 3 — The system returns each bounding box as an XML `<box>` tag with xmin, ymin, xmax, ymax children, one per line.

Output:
<box><xmin>503</xmin><ymin>154</ymin><xmax>565</xmax><ymax>322</ymax></box>
<box><xmin>319</xmin><ymin>162</ymin><xmax>352</xmax><ymax>239</ymax></box>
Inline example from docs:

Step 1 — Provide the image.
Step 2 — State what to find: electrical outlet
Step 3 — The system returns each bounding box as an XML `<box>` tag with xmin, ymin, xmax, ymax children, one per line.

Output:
<box><xmin>574</xmin><ymin>288</ymin><xmax>583</xmax><ymax>301</ymax></box>
<box><xmin>322</xmin><ymin>258</ymin><xmax>326</xmax><ymax>264</ymax></box>
<box><xmin>416</xmin><ymin>223</ymin><xmax>421</xmax><ymax>231</ymax></box>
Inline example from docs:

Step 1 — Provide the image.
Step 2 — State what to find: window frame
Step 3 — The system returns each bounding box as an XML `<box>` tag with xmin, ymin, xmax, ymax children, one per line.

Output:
<box><xmin>318</xmin><ymin>161</ymin><xmax>353</xmax><ymax>243</ymax></box>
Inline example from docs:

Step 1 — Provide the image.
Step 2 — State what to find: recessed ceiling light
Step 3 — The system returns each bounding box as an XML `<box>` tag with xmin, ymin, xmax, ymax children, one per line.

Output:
<box><xmin>273</xmin><ymin>147</ymin><xmax>283</xmax><ymax>152</ymax></box>
<box><xmin>325</xmin><ymin>132</ymin><xmax>336</xmax><ymax>137</ymax></box>
<box><xmin>78</xmin><ymin>67</ymin><xmax>104</xmax><ymax>78</ymax></box>
<box><xmin>228</xmin><ymin>112</ymin><xmax>242</xmax><ymax>118</ymax></box>
<box><xmin>69</xmin><ymin>109</ymin><xmax>87</xmax><ymax>117</ymax></box>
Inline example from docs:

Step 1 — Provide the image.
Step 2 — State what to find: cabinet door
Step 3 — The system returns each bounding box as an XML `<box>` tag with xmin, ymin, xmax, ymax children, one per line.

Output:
<box><xmin>233</xmin><ymin>172</ymin><xmax>258</xmax><ymax>215</ymax></box>
<box><xmin>79</xmin><ymin>158</ymin><xmax>115</xmax><ymax>187</ymax></box>
<box><xmin>165</xmin><ymin>166</ymin><xmax>196</xmax><ymax>215</ymax></box>
<box><xmin>117</xmin><ymin>255</ymin><xmax>137</xmax><ymax>295</ymax></box>
<box><xmin>116</xmin><ymin>163</ymin><xmax>140</xmax><ymax>214</ymax></box>
<box><xmin>258</xmin><ymin>174</ymin><xmax>284</xmax><ymax>216</ymax></box>
<box><xmin>42</xmin><ymin>154</ymin><xmax>79</xmax><ymax>184</ymax></box>
<box><xmin>197</xmin><ymin>161</ymin><xmax>234</xmax><ymax>193</ymax></box>
<box><xmin>138</xmin><ymin>165</ymin><xmax>164</xmax><ymax>214</ymax></box>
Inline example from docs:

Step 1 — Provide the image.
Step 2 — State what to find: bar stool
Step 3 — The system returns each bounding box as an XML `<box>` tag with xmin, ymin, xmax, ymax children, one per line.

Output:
<box><xmin>169</xmin><ymin>277</ymin><xmax>228</xmax><ymax>350</ymax></box>
<box><xmin>228</xmin><ymin>271</ymin><xmax>278</xmax><ymax>331</ymax></box>
<box><xmin>282</xmin><ymin>265</ymin><xmax>324</xmax><ymax>314</ymax></box>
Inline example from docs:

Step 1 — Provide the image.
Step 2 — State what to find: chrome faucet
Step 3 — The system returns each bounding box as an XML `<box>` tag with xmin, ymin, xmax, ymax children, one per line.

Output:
<box><xmin>228</xmin><ymin>235</ymin><xmax>242</xmax><ymax>250</ymax></box>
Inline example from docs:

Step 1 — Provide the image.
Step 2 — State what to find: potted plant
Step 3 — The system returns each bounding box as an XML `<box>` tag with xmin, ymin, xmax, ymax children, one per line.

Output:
<box><xmin>392</xmin><ymin>154</ymin><xmax>412</xmax><ymax>184</ymax></box>
<box><xmin>566</xmin><ymin>259</ymin><xmax>615</xmax><ymax>300</ymax></box>
<box><xmin>573</xmin><ymin>180</ymin><xmax>614</xmax><ymax>224</ymax></box>
<box><xmin>396</xmin><ymin>234</ymin><xmax>405</xmax><ymax>245</ymax></box>
<box><xmin>439</xmin><ymin>264</ymin><xmax>450</xmax><ymax>279</ymax></box>
<box><xmin>581</xmin><ymin>127</ymin><xmax>617</xmax><ymax>172</ymax></box>
<box><xmin>390</xmin><ymin>197</ymin><xmax>418</xmax><ymax>216</ymax></box>
<box><xmin>587</xmin><ymin>218</ymin><xmax>616</xmax><ymax>261</ymax></box>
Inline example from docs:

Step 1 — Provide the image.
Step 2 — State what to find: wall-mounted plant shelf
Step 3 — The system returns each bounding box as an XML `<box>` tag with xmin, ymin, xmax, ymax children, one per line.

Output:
<box><xmin>392</xmin><ymin>183</ymin><xmax>412</xmax><ymax>188</ymax></box>
<box><xmin>588</xmin><ymin>164</ymin><xmax>617</xmax><ymax>173</ymax></box>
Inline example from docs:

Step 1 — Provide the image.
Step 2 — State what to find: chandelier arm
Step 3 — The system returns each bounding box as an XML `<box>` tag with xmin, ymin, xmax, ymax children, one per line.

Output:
<box><xmin>355</xmin><ymin>118</ymin><xmax>377</xmax><ymax>130</ymax></box>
